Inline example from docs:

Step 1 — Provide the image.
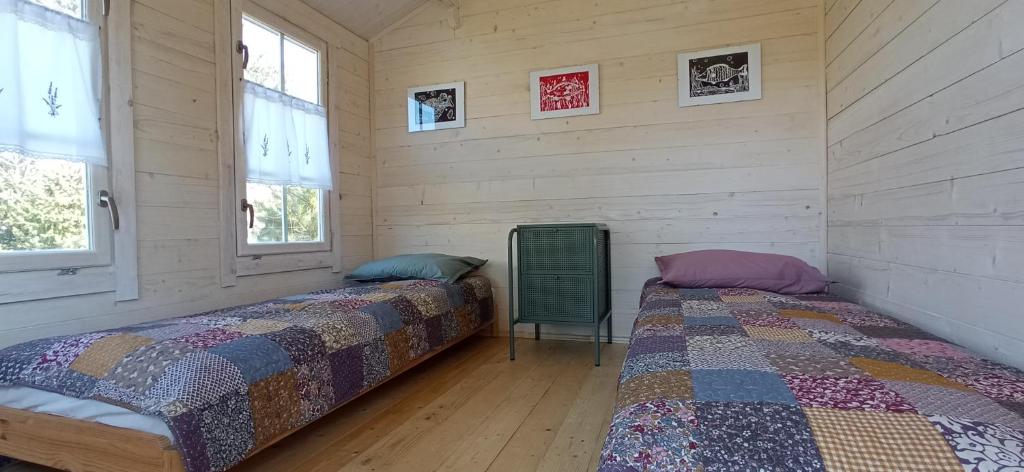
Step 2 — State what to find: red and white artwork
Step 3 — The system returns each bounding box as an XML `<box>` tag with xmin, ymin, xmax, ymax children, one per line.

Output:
<box><xmin>539</xmin><ymin>71</ymin><xmax>590</xmax><ymax>112</ymax></box>
<box><xmin>530</xmin><ymin>64</ymin><xmax>599</xmax><ymax>120</ymax></box>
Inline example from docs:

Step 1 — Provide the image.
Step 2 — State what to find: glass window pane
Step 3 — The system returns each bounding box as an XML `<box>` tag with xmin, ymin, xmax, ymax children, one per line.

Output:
<box><xmin>246</xmin><ymin>182</ymin><xmax>284</xmax><ymax>243</ymax></box>
<box><xmin>242</xmin><ymin>17</ymin><xmax>281</xmax><ymax>90</ymax></box>
<box><xmin>0</xmin><ymin>153</ymin><xmax>88</xmax><ymax>252</ymax></box>
<box><xmin>283</xmin><ymin>37</ymin><xmax>320</xmax><ymax>104</ymax></box>
<box><xmin>285</xmin><ymin>186</ymin><xmax>321</xmax><ymax>242</ymax></box>
<box><xmin>30</xmin><ymin>0</ymin><xmax>84</xmax><ymax>19</ymax></box>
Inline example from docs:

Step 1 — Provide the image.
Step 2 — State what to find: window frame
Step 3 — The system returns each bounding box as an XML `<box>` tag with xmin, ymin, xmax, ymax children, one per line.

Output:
<box><xmin>0</xmin><ymin>0</ymin><xmax>112</xmax><ymax>272</ymax></box>
<box><xmin>231</xmin><ymin>2</ymin><xmax>333</xmax><ymax>258</ymax></box>
<box><xmin>0</xmin><ymin>0</ymin><xmax>138</xmax><ymax>302</ymax></box>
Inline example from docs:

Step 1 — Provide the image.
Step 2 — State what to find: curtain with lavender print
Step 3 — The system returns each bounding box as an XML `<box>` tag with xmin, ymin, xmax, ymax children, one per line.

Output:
<box><xmin>0</xmin><ymin>0</ymin><xmax>105</xmax><ymax>165</ymax></box>
<box><xmin>242</xmin><ymin>80</ymin><xmax>333</xmax><ymax>190</ymax></box>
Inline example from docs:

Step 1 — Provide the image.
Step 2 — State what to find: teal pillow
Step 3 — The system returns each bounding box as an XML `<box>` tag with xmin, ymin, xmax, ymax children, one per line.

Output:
<box><xmin>346</xmin><ymin>253</ymin><xmax>487</xmax><ymax>283</ymax></box>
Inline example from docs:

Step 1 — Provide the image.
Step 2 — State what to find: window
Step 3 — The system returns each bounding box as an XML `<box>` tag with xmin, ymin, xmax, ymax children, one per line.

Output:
<box><xmin>0</xmin><ymin>0</ymin><xmax>114</xmax><ymax>273</ymax></box>
<box><xmin>29</xmin><ymin>0</ymin><xmax>82</xmax><ymax>17</ymax></box>
<box><xmin>0</xmin><ymin>155</ymin><xmax>98</xmax><ymax>254</ymax></box>
<box><xmin>234</xmin><ymin>10</ymin><xmax>333</xmax><ymax>256</ymax></box>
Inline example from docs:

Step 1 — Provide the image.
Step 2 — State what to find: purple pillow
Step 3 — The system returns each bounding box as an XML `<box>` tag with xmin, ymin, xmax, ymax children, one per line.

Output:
<box><xmin>654</xmin><ymin>250</ymin><xmax>827</xmax><ymax>295</ymax></box>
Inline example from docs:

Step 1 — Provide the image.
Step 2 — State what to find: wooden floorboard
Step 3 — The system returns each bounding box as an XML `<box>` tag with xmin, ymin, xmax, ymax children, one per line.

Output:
<box><xmin>2</xmin><ymin>337</ymin><xmax>626</xmax><ymax>472</ymax></box>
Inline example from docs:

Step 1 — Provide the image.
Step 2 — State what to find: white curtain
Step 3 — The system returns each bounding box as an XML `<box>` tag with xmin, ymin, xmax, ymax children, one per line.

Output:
<box><xmin>243</xmin><ymin>80</ymin><xmax>333</xmax><ymax>190</ymax></box>
<box><xmin>0</xmin><ymin>0</ymin><xmax>106</xmax><ymax>165</ymax></box>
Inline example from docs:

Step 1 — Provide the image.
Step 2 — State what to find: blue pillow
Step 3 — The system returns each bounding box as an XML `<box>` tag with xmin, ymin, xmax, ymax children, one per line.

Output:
<box><xmin>346</xmin><ymin>253</ymin><xmax>487</xmax><ymax>283</ymax></box>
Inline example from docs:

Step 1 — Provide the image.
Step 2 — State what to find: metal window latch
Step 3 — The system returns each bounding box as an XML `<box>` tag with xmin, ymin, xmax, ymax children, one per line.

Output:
<box><xmin>240</xmin><ymin>199</ymin><xmax>254</xmax><ymax>228</ymax></box>
<box><xmin>98</xmin><ymin>190</ymin><xmax>119</xmax><ymax>230</ymax></box>
<box><xmin>236</xmin><ymin>40</ymin><xmax>249</xmax><ymax>69</ymax></box>
<box><xmin>102</xmin><ymin>0</ymin><xmax>110</xmax><ymax>16</ymax></box>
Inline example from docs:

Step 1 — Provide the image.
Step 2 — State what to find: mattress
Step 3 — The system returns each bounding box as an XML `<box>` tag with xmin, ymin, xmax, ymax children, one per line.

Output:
<box><xmin>0</xmin><ymin>275</ymin><xmax>494</xmax><ymax>472</ymax></box>
<box><xmin>0</xmin><ymin>385</ymin><xmax>174</xmax><ymax>440</ymax></box>
<box><xmin>598</xmin><ymin>278</ymin><xmax>1024</xmax><ymax>471</ymax></box>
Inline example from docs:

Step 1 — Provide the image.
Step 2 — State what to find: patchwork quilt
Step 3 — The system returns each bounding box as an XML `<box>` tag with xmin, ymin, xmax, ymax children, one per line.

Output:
<box><xmin>599</xmin><ymin>278</ymin><xmax>1024</xmax><ymax>472</ymax></box>
<box><xmin>0</xmin><ymin>276</ymin><xmax>493</xmax><ymax>472</ymax></box>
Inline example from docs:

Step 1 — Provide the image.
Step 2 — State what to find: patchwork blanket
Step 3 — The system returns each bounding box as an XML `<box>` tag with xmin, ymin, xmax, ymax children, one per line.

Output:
<box><xmin>599</xmin><ymin>278</ymin><xmax>1024</xmax><ymax>471</ymax></box>
<box><xmin>0</xmin><ymin>276</ymin><xmax>493</xmax><ymax>472</ymax></box>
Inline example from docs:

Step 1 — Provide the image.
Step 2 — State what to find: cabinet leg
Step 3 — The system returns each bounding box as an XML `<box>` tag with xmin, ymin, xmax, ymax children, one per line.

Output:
<box><xmin>535</xmin><ymin>324</ymin><xmax>541</xmax><ymax>340</ymax></box>
<box><xmin>509</xmin><ymin>331</ymin><xmax>515</xmax><ymax>361</ymax></box>
<box><xmin>607</xmin><ymin>313</ymin><xmax>613</xmax><ymax>344</ymax></box>
<box><xmin>594</xmin><ymin>322</ymin><xmax>601</xmax><ymax>366</ymax></box>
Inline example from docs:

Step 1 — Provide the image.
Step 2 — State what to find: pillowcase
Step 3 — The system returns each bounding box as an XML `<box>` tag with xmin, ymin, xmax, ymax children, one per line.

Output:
<box><xmin>654</xmin><ymin>250</ymin><xmax>827</xmax><ymax>295</ymax></box>
<box><xmin>346</xmin><ymin>253</ymin><xmax>487</xmax><ymax>283</ymax></box>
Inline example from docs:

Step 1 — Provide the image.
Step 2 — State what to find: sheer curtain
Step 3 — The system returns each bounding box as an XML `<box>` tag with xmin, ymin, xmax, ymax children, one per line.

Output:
<box><xmin>0</xmin><ymin>0</ymin><xmax>105</xmax><ymax>165</ymax></box>
<box><xmin>242</xmin><ymin>81</ymin><xmax>333</xmax><ymax>190</ymax></box>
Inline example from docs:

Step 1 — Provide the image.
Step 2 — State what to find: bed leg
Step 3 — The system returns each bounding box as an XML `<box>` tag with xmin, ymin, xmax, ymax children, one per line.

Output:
<box><xmin>607</xmin><ymin>312</ymin><xmax>612</xmax><ymax>344</ymax></box>
<box><xmin>535</xmin><ymin>324</ymin><xmax>540</xmax><ymax>340</ymax></box>
<box><xmin>509</xmin><ymin>331</ymin><xmax>515</xmax><ymax>361</ymax></box>
<box><xmin>593</xmin><ymin>321</ymin><xmax>601</xmax><ymax>366</ymax></box>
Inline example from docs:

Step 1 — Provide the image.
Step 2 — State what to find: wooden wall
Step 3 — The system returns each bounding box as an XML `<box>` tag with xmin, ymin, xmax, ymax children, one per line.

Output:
<box><xmin>0</xmin><ymin>0</ymin><xmax>373</xmax><ymax>346</ymax></box>
<box><xmin>825</xmin><ymin>0</ymin><xmax>1024</xmax><ymax>367</ymax></box>
<box><xmin>372</xmin><ymin>0</ymin><xmax>827</xmax><ymax>340</ymax></box>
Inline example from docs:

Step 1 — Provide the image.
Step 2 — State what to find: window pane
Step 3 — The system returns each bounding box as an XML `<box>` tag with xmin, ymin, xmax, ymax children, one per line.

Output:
<box><xmin>0</xmin><ymin>153</ymin><xmax>88</xmax><ymax>252</ymax></box>
<box><xmin>285</xmin><ymin>186</ymin><xmax>321</xmax><ymax>242</ymax></box>
<box><xmin>246</xmin><ymin>182</ymin><xmax>284</xmax><ymax>243</ymax></box>
<box><xmin>242</xmin><ymin>17</ymin><xmax>281</xmax><ymax>90</ymax></box>
<box><xmin>283</xmin><ymin>38</ymin><xmax>319</xmax><ymax>104</ymax></box>
<box><xmin>30</xmin><ymin>0</ymin><xmax>84</xmax><ymax>19</ymax></box>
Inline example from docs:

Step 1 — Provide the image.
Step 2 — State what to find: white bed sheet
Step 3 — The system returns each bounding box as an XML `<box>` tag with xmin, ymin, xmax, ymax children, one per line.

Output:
<box><xmin>0</xmin><ymin>386</ymin><xmax>174</xmax><ymax>442</ymax></box>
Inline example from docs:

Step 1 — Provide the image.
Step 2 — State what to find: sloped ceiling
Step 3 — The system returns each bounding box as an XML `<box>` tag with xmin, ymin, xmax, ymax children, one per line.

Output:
<box><xmin>301</xmin><ymin>0</ymin><xmax>432</xmax><ymax>39</ymax></box>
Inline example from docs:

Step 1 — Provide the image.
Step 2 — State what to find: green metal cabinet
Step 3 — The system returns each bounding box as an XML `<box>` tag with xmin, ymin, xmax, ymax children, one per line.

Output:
<box><xmin>507</xmin><ymin>223</ymin><xmax>612</xmax><ymax>366</ymax></box>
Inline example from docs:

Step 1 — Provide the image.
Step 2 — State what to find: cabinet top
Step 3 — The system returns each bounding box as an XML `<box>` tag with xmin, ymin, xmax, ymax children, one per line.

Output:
<box><xmin>516</xmin><ymin>223</ymin><xmax>609</xmax><ymax>230</ymax></box>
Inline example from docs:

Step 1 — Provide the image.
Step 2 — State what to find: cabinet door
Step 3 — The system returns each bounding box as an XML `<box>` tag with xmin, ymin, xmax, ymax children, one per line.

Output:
<box><xmin>518</xmin><ymin>227</ymin><xmax>593</xmax><ymax>273</ymax></box>
<box><xmin>520</xmin><ymin>274</ymin><xmax>594</xmax><ymax>323</ymax></box>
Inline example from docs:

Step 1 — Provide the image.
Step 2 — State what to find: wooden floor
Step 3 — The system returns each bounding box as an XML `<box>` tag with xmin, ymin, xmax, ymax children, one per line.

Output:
<box><xmin>3</xmin><ymin>337</ymin><xmax>625</xmax><ymax>472</ymax></box>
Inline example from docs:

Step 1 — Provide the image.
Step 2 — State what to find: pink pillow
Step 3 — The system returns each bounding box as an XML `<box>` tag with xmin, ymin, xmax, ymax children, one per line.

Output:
<box><xmin>655</xmin><ymin>250</ymin><xmax>827</xmax><ymax>295</ymax></box>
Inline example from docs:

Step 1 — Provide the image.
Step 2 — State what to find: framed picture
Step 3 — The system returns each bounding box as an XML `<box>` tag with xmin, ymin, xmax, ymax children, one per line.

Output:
<box><xmin>530</xmin><ymin>64</ymin><xmax>599</xmax><ymax>120</ymax></box>
<box><xmin>407</xmin><ymin>81</ymin><xmax>465</xmax><ymax>132</ymax></box>
<box><xmin>678</xmin><ymin>43</ymin><xmax>761</xmax><ymax>107</ymax></box>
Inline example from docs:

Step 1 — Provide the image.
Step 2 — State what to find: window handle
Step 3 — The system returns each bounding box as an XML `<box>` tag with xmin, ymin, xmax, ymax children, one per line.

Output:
<box><xmin>98</xmin><ymin>190</ymin><xmax>119</xmax><ymax>230</ymax></box>
<box><xmin>102</xmin><ymin>0</ymin><xmax>109</xmax><ymax>16</ymax></box>
<box><xmin>240</xmin><ymin>199</ymin><xmax>254</xmax><ymax>229</ymax></box>
<box><xmin>236</xmin><ymin>40</ymin><xmax>249</xmax><ymax>70</ymax></box>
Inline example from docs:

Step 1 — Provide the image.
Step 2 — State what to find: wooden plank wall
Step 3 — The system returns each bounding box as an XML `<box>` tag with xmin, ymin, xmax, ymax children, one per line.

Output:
<box><xmin>372</xmin><ymin>0</ymin><xmax>827</xmax><ymax>341</ymax></box>
<box><xmin>301</xmin><ymin>0</ymin><xmax>429</xmax><ymax>40</ymax></box>
<box><xmin>0</xmin><ymin>0</ymin><xmax>373</xmax><ymax>347</ymax></box>
<box><xmin>825</xmin><ymin>0</ymin><xmax>1024</xmax><ymax>368</ymax></box>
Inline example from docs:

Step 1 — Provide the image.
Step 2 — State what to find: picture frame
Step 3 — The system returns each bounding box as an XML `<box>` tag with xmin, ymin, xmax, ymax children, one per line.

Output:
<box><xmin>530</xmin><ymin>64</ymin><xmax>600</xmax><ymax>120</ymax></box>
<box><xmin>678</xmin><ymin>43</ymin><xmax>762</xmax><ymax>107</ymax></box>
<box><xmin>407</xmin><ymin>81</ymin><xmax>465</xmax><ymax>132</ymax></box>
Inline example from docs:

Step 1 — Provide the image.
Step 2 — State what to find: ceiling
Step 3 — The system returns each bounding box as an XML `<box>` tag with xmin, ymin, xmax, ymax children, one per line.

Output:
<box><xmin>301</xmin><ymin>0</ymin><xmax>432</xmax><ymax>39</ymax></box>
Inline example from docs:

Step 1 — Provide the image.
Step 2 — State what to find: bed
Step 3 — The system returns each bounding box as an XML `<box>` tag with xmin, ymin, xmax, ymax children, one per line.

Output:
<box><xmin>599</xmin><ymin>278</ymin><xmax>1024</xmax><ymax>471</ymax></box>
<box><xmin>0</xmin><ymin>275</ymin><xmax>494</xmax><ymax>472</ymax></box>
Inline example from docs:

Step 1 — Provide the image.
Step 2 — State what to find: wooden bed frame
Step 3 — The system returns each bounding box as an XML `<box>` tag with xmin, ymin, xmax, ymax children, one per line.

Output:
<box><xmin>0</xmin><ymin>322</ymin><xmax>493</xmax><ymax>472</ymax></box>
